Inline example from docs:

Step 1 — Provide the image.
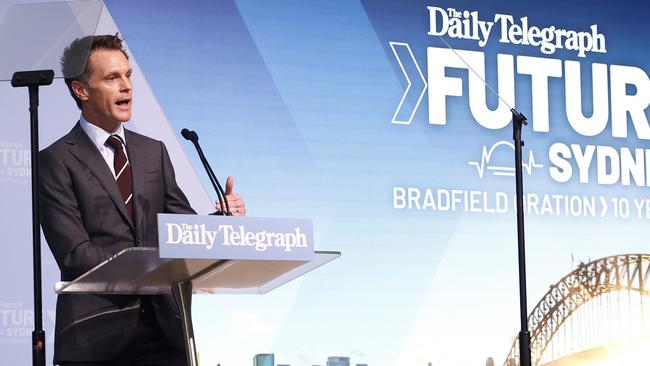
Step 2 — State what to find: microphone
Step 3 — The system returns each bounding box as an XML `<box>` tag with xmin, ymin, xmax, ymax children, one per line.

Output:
<box><xmin>181</xmin><ymin>128</ymin><xmax>231</xmax><ymax>215</ymax></box>
<box><xmin>181</xmin><ymin>128</ymin><xmax>198</xmax><ymax>142</ymax></box>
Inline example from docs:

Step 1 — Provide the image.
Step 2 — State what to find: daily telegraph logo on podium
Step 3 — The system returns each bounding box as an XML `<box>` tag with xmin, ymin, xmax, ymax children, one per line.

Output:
<box><xmin>165</xmin><ymin>223</ymin><xmax>309</xmax><ymax>252</ymax></box>
<box><xmin>158</xmin><ymin>214</ymin><xmax>314</xmax><ymax>260</ymax></box>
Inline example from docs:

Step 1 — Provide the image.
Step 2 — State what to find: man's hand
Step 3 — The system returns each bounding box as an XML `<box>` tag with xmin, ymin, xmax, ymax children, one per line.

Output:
<box><xmin>216</xmin><ymin>176</ymin><xmax>246</xmax><ymax>216</ymax></box>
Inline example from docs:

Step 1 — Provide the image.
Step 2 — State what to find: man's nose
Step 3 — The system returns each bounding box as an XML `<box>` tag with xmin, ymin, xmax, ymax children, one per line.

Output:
<box><xmin>119</xmin><ymin>76</ymin><xmax>132</xmax><ymax>92</ymax></box>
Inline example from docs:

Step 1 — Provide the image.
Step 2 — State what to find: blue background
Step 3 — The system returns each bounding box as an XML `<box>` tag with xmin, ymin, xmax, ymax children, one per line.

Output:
<box><xmin>0</xmin><ymin>0</ymin><xmax>648</xmax><ymax>365</ymax></box>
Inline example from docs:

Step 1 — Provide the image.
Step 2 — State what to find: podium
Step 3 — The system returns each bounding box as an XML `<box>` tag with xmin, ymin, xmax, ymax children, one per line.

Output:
<box><xmin>55</xmin><ymin>246</ymin><xmax>340</xmax><ymax>366</ymax></box>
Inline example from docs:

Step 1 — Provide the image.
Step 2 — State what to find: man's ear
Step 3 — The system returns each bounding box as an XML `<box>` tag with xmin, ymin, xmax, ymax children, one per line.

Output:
<box><xmin>71</xmin><ymin>80</ymin><xmax>89</xmax><ymax>102</ymax></box>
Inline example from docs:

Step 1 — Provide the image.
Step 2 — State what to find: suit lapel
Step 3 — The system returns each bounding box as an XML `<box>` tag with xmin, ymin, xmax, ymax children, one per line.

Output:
<box><xmin>65</xmin><ymin>123</ymin><xmax>135</xmax><ymax>232</ymax></box>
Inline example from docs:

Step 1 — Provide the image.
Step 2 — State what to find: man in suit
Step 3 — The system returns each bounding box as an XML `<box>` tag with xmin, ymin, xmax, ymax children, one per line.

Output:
<box><xmin>40</xmin><ymin>34</ymin><xmax>245</xmax><ymax>365</ymax></box>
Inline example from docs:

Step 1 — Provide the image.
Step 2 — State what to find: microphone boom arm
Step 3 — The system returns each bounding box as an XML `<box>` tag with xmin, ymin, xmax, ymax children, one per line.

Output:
<box><xmin>181</xmin><ymin>128</ymin><xmax>231</xmax><ymax>215</ymax></box>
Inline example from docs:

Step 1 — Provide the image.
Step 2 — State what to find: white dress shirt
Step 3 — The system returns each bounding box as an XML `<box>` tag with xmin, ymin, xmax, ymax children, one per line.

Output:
<box><xmin>79</xmin><ymin>115</ymin><xmax>128</xmax><ymax>178</ymax></box>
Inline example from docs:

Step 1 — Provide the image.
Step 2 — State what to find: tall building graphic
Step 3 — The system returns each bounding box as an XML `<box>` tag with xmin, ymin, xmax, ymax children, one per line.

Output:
<box><xmin>254</xmin><ymin>354</ymin><xmax>275</xmax><ymax>366</ymax></box>
<box><xmin>326</xmin><ymin>356</ymin><xmax>350</xmax><ymax>366</ymax></box>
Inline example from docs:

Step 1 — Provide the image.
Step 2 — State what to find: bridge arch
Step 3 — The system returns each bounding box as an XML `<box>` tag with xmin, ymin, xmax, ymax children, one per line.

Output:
<box><xmin>504</xmin><ymin>254</ymin><xmax>650</xmax><ymax>365</ymax></box>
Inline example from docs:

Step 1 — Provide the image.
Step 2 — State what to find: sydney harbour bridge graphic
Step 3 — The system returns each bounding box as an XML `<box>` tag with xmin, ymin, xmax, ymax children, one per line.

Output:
<box><xmin>501</xmin><ymin>254</ymin><xmax>650</xmax><ymax>366</ymax></box>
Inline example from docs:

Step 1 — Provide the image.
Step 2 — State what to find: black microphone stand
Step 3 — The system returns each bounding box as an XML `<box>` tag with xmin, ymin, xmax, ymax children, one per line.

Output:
<box><xmin>511</xmin><ymin>108</ymin><xmax>531</xmax><ymax>366</ymax></box>
<box><xmin>181</xmin><ymin>129</ymin><xmax>231</xmax><ymax>215</ymax></box>
<box><xmin>196</xmin><ymin>143</ymin><xmax>230</xmax><ymax>215</ymax></box>
<box><xmin>11</xmin><ymin>69</ymin><xmax>54</xmax><ymax>366</ymax></box>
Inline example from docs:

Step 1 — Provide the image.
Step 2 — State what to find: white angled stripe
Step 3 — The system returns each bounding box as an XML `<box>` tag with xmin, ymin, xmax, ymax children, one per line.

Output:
<box><xmin>125</xmin><ymin>193</ymin><xmax>133</xmax><ymax>204</ymax></box>
<box><xmin>116</xmin><ymin>162</ymin><xmax>129</xmax><ymax>179</ymax></box>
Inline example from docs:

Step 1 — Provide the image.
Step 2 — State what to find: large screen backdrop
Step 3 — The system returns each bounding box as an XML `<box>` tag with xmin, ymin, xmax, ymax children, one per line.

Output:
<box><xmin>0</xmin><ymin>1</ymin><xmax>648</xmax><ymax>365</ymax></box>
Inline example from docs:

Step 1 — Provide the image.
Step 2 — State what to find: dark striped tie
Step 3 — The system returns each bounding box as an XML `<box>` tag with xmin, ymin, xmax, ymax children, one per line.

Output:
<box><xmin>105</xmin><ymin>135</ymin><xmax>133</xmax><ymax>219</ymax></box>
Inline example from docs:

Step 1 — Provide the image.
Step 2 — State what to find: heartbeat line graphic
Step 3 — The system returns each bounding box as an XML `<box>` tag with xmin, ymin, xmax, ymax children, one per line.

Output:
<box><xmin>468</xmin><ymin>141</ymin><xmax>544</xmax><ymax>179</ymax></box>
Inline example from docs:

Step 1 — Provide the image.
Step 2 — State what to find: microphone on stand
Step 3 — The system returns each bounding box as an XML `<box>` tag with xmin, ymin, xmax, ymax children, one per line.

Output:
<box><xmin>181</xmin><ymin>128</ymin><xmax>231</xmax><ymax>215</ymax></box>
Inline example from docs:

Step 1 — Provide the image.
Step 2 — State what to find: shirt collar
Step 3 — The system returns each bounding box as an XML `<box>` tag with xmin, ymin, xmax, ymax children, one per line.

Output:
<box><xmin>79</xmin><ymin>114</ymin><xmax>127</xmax><ymax>150</ymax></box>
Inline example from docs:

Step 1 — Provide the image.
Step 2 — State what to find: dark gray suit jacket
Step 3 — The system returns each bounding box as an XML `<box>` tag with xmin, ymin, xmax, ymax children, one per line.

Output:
<box><xmin>40</xmin><ymin>122</ymin><xmax>195</xmax><ymax>363</ymax></box>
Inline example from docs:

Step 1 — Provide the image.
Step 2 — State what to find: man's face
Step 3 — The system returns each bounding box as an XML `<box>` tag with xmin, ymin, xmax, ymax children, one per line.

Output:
<box><xmin>74</xmin><ymin>48</ymin><xmax>133</xmax><ymax>132</ymax></box>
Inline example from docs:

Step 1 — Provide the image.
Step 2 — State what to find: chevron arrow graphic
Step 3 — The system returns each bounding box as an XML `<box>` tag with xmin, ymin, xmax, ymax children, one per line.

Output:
<box><xmin>389</xmin><ymin>41</ymin><xmax>428</xmax><ymax>125</ymax></box>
